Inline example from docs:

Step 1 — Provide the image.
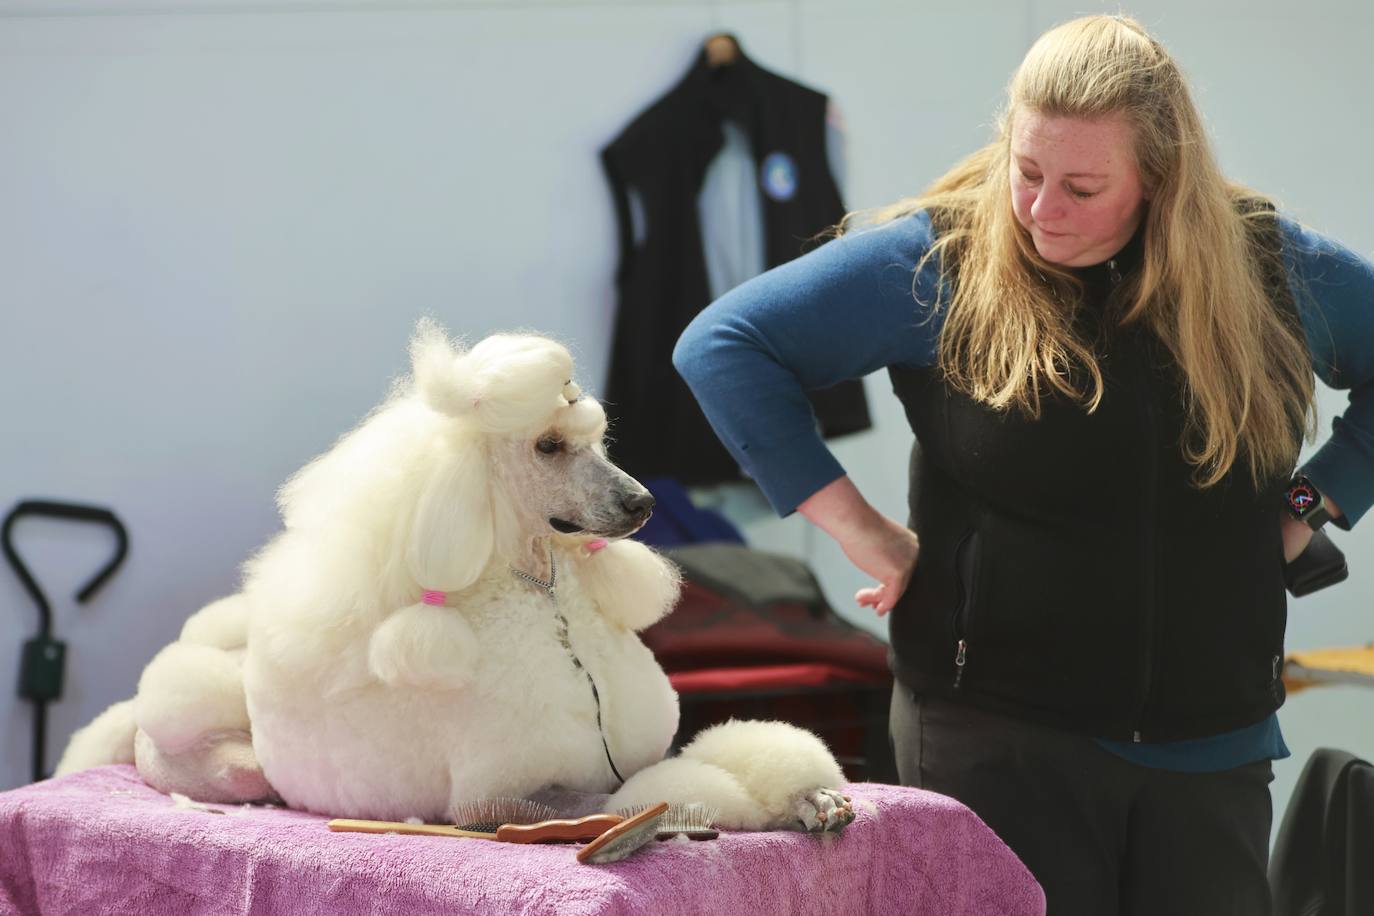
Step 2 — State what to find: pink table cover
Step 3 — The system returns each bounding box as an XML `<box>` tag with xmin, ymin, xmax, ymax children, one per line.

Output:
<box><xmin>0</xmin><ymin>765</ymin><xmax>1044</xmax><ymax>915</ymax></box>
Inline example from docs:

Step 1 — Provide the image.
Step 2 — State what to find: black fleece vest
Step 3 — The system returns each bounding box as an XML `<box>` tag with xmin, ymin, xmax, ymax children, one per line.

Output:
<box><xmin>887</xmin><ymin>208</ymin><xmax>1301</xmax><ymax>742</ymax></box>
<box><xmin>601</xmin><ymin>49</ymin><xmax>870</xmax><ymax>486</ymax></box>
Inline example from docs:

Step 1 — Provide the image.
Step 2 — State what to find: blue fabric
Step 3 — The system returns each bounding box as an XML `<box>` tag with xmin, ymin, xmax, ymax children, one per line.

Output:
<box><xmin>1095</xmin><ymin>713</ymin><xmax>1290</xmax><ymax>773</ymax></box>
<box><xmin>672</xmin><ymin>207</ymin><xmax>1374</xmax><ymax>772</ymax></box>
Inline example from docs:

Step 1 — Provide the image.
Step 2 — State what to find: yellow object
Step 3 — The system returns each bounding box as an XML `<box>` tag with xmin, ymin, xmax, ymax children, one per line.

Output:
<box><xmin>1283</xmin><ymin>645</ymin><xmax>1374</xmax><ymax>694</ymax></box>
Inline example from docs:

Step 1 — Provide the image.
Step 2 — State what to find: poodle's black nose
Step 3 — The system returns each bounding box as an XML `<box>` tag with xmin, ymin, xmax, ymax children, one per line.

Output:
<box><xmin>621</xmin><ymin>492</ymin><xmax>655</xmax><ymax>519</ymax></box>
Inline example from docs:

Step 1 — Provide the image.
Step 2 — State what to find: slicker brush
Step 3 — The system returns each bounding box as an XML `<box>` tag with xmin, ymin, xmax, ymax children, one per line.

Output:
<box><xmin>576</xmin><ymin>801</ymin><xmax>670</xmax><ymax>864</ymax></box>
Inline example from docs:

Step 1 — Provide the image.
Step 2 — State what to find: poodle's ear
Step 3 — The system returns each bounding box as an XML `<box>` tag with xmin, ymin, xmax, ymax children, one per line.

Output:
<box><xmin>407</xmin><ymin>444</ymin><xmax>494</xmax><ymax>593</ymax></box>
<box><xmin>573</xmin><ymin>539</ymin><xmax>681</xmax><ymax>631</ymax></box>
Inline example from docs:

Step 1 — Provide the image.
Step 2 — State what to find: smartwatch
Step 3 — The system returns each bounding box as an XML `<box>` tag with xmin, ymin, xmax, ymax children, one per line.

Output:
<box><xmin>1283</xmin><ymin>474</ymin><xmax>1333</xmax><ymax>531</ymax></box>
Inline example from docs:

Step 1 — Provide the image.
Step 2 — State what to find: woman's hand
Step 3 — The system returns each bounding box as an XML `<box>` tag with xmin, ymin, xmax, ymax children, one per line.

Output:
<box><xmin>1280</xmin><ymin>513</ymin><xmax>1314</xmax><ymax>564</ymax></box>
<box><xmin>799</xmin><ymin>476</ymin><xmax>920</xmax><ymax>616</ymax></box>
<box><xmin>846</xmin><ymin>515</ymin><xmax>921</xmax><ymax>616</ymax></box>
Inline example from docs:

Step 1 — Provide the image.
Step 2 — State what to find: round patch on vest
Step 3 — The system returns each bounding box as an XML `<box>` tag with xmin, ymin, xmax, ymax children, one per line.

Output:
<box><xmin>760</xmin><ymin>151</ymin><xmax>799</xmax><ymax>202</ymax></box>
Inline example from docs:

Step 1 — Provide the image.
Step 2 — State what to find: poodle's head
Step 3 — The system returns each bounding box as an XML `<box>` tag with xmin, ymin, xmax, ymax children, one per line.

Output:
<box><xmin>404</xmin><ymin>322</ymin><xmax>654</xmax><ymax>589</ymax></box>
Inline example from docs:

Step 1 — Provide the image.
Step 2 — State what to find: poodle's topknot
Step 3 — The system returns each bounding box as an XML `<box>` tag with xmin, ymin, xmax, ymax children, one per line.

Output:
<box><xmin>411</xmin><ymin>320</ymin><xmax>578</xmax><ymax>435</ymax></box>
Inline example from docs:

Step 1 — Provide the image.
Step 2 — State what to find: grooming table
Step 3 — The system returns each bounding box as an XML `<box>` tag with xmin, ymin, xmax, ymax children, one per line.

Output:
<box><xmin>0</xmin><ymin>766</ymin><xmax>1044</xmax><ymax>916</ymax></box>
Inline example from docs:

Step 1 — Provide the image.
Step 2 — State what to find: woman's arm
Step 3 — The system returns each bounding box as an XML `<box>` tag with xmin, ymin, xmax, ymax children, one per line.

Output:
<box><xmin>673</xmin><ymin>211</ymin><xmax>943</xmax><ymax>516</ymax></box>
<box><xmin>1281</xmin><ymin>216</ymin><xmax>1374</xmax><ymax>533</ymax></box>
<box><xmin>673</xmin><ymin>212</ymin><xmax>942</xmax><ymax>610</ymax></box>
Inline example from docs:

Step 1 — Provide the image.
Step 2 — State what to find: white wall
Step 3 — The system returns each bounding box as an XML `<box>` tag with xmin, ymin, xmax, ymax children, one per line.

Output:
<box><xmin>1</xmin><ymin>0</ymin><xmax>1370</xmax><ymax>853</ymax></box>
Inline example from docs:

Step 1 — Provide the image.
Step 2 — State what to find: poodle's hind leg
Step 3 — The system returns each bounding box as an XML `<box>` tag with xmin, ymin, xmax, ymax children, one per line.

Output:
<box><xmin>606</xmin><ymin>757</ymin><xmax>775</xmax><ymax>831</ymax></box>
<box><xmin>134</xmin><ymin>728</ymin><xmax>274</xmax><ymax>804</ymax></box>
<box><xmin>133</xmin><ymin>640</ymin><xmax>274</xmax><ymax>803</ymax></box>
<box><xmin>677</xmin><ymin>719</ymin><xmax>856</xmax><ymax>833</ymax></box>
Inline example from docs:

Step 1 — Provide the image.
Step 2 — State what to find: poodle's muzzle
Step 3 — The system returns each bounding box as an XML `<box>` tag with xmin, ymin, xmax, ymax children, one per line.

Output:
<box><xmin>547</xmin><ymin>464</ymin><xmax>655</xmax><ymax>539</ymax></box>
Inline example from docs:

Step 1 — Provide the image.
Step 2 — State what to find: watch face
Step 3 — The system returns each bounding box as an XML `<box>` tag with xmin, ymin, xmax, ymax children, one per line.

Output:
<box><xmin>1286</xmin><ymin>479</ymin><xmax>1319</xmax><ymax>517</ymax></box>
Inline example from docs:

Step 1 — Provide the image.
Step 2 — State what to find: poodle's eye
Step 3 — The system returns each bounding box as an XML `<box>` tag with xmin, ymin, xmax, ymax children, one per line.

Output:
<box><xmin>535</xmin><ymin>436</ymin><xmax>564</xmax><ymax>455</ymax></box>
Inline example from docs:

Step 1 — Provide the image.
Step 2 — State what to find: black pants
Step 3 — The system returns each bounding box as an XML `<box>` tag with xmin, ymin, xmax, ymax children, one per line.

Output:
<box><xmin>889</xmin><ymin>683</ymin><xmax>1273</xmax><ymax>916</ymax></box>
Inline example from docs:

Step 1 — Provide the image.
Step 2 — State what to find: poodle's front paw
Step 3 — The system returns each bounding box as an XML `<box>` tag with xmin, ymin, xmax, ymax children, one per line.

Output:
<box><xmin>791</xmin><ymin>787</ymin><xmax>855</xmax><ymax>834</ymax></box>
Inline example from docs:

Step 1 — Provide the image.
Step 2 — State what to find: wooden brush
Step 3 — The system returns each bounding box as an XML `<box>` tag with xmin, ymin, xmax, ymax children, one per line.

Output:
<box><xmin>328</xmin><ymin>797</ymin><xmax>623</xmax><ymax>844</ymax></box>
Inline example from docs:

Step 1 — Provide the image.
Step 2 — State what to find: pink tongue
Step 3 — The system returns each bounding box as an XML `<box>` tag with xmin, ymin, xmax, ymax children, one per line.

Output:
<box><xmin>585</xmin><ymin>538</ymin><xmax>609</xmax><ymax>553</ymax></box>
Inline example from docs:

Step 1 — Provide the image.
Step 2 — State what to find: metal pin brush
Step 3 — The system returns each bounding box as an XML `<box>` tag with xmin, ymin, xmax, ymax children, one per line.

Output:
<box><xmin>617</xmin><ymin>802</ymin><xmax>719</xmax><ymax>840</ymax></box>
<box><xmin>452</xmin><ymin>797</ymin><xmax>623</xmax><ymax>843</ymax></box>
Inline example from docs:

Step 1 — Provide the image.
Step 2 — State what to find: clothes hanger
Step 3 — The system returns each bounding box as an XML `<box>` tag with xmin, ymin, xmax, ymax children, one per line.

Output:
<box><xmin>703</xmin><ymin>32</ymin><xmax>741</xmax><ymax>68</ymax></box>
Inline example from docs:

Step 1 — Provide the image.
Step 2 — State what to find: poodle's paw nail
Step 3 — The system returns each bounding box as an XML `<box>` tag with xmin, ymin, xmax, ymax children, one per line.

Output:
<box><xmin>793</xmin><ymin>787</ymin><xmax>854</xmax><ymax>834</ymax></box>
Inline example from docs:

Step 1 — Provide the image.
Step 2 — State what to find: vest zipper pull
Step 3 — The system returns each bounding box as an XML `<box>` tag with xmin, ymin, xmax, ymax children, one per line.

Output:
<box><xmin>1108</xmin><ymin>258</ymin><xmax>1122</xmax><ymax>285</ymax></box>
<box><xmin>1133</xmin><ymin>730</ymin><xmax>1142</xmax><ymax>743</ymax></box>
<box><xmin>953</xmin><ymin>639</ymin><xmax>967</xmax><ymax>689</ymax></box>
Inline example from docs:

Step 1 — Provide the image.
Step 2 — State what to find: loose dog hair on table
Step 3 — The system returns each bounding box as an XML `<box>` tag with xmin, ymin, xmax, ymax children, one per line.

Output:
<box><xmin>56</xmin><ymin>321</ymin><xmax>854</xmax><ymax>834</ymax></box>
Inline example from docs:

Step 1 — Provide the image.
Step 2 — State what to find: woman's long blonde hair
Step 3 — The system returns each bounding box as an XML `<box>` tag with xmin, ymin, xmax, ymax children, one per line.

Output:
<box><xmin>845</xmin><ymin>14</ymin><xmax>1314</xmax><ymax>487</ymax></box>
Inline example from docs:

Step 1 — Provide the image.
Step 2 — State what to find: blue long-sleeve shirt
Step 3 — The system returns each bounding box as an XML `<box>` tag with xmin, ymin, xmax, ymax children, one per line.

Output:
<box><xmin>674</xmin><ymin>209</ymin><xmax>1374</xmax><ymax>771</ymax></box>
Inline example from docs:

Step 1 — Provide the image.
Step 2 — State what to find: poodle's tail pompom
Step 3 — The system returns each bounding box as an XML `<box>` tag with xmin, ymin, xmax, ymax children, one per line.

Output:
<box><xmin>411</xmin><ymin>322</ymin><xmax>580</xmax><ymax>435</ymax></box>
<box><xmin>576</xmin><ymin>539</ymin><xmax>682</xmax><ymax>632</ymax></box>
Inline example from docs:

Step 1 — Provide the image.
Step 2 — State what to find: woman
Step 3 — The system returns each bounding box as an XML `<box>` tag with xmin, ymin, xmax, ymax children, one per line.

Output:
<box><xmin>673</xmin><ymin>14</ymin><xmax>1372</xmax><ymax>915</ymax></box>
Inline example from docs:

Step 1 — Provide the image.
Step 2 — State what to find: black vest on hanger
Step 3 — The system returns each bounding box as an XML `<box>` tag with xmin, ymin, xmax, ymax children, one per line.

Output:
<box><xmin>601</xmin><ymin>47</ymin><xmax>870</xmax><ymax>486</ymax></box>
<box><xmin>886</xmin><ymin>205</ymin><xmax>1302</xmax><ymax>743</ymax></box>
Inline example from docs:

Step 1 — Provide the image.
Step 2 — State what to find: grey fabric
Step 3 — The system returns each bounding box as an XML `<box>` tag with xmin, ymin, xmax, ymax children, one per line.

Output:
<box><xmin>665</xmin><ymin>542</ymin><xmax>828</xmax><ymax>612</ymax></box>
<box><xmin>527</xmin><ymin>786</ymin><xmax>615</xmax><ymax>819</ymax></box>
<box><xmin>699</xmin><ymin>115</ymin><xmax>847</xmax><ymax>301</ymax></box>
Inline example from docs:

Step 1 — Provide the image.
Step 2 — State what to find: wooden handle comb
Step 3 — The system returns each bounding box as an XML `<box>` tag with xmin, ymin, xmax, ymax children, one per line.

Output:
<box><xmin>328</xmin><ymin>819</ymin><xmax>497</xmax><ymax>839</ymax></box>
<box><xmin>328</xmin><ymin>813</ymin><xmax>624</xmax><ymax>843</ymax></box>
<box><xmin>494</xmin><ymin>813</ymin><xmax>624</xmax><ymax>843</ymax></box>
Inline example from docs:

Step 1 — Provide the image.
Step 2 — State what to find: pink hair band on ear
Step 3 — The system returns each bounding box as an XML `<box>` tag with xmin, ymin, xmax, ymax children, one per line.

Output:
<box><xmin>421</xmin><ymin>590</ymin><xmax>446</xmax><ymax>606</ymax></box>
<box><xmin>585</xmin><ymin>539</ymin><xmax>609</xmax><ymax>553</ymax></box>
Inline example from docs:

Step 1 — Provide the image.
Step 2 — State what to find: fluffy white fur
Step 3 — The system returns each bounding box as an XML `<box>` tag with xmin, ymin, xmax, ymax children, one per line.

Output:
<box><xmin>56</xmin><ymin>322</ymin><xmax>853</xmax><ymax>832</ymax></box>
<box><xmin>57</xmin><ymin>699</ymin><xmax>136</xmax><ymax>772</ymax></box>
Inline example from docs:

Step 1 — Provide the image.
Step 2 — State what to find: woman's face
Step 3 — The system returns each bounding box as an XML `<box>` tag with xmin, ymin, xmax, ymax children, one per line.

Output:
<box><xmin>1009</xmin><ymin>109</ymin><xmax>1147</xmax><ymax>267</ymax></box>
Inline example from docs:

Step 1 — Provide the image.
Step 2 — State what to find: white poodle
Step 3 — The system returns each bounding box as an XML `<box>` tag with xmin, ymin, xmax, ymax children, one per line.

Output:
<box><xmin>57</xmin><ymin>323</ymin><xmax>853</xmax><ymax>833</ymax></box>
